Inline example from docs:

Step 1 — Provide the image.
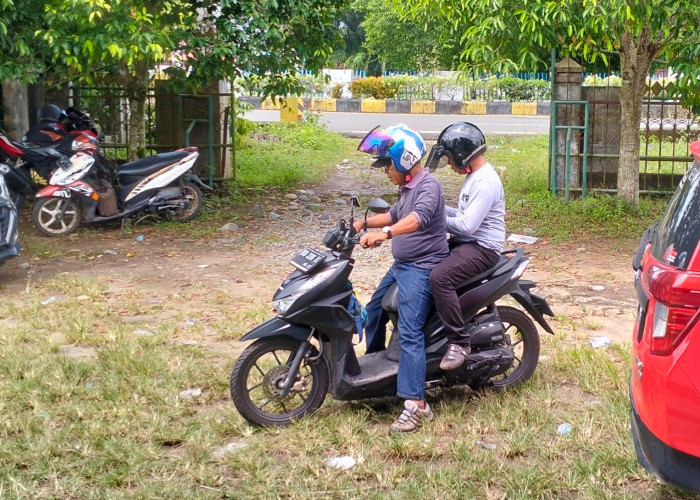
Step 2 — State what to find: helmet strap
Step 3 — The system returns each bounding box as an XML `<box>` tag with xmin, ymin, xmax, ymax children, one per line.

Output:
<box><xmin>404</xmin><ymin>173</ymin><xmax>412</xmax><ymax>183</ymax></box>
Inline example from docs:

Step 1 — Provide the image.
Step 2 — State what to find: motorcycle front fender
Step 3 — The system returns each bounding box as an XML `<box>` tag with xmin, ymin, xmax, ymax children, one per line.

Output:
<box><xmin>510</xmin><ymin>280</ymin><xmax>555</xmax><ymax>334</ymax></box>
<box><xmin>240</xmin><ymin>316</ymin><xmax>312</xmax><ymax>341</ymax></box>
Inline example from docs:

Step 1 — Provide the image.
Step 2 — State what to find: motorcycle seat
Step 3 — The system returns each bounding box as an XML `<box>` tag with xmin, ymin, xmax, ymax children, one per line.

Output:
<box><xmin>381</xmin><ymin>255</ymin><xmax>511</xmax><ymax>313</ymax></box>
<box><xmin>118</xmin><ymin>151</ymin><xmax>190</xmax><ymax>179</ymax></box>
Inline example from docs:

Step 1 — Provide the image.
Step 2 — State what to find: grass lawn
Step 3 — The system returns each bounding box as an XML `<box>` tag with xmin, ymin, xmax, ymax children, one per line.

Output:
<box><xmin>0</xmin><ymin>123</ymin><xmax>692</xmax><ymax>498</ymax></box>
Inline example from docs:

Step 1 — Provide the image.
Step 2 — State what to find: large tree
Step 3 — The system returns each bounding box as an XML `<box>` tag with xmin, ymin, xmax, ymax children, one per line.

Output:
<box><xmin>40</xmin><ymin>0</ymin><xmax>182</xmax><ymax>160</ymax></box>
<box><xmin>402</xmin><ymin>0</ymin><xmax>700</xmax><ymax>205</ymax></box>
<box><xmin>39</xmin><ymin>0</ymin><xmax>349</xmax><ymax>160</ymax></box>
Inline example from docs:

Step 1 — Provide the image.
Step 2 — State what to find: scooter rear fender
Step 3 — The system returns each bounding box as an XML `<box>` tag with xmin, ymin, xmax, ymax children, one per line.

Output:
<box><xmin>510</xmin><ymin>280</ymin><xmax>555</xmax><ymax>334</ymax></box>
<box><xmin>240</xmin><ymin>316</ymin><xmax>312</xmax><ymax>341</ymax></box>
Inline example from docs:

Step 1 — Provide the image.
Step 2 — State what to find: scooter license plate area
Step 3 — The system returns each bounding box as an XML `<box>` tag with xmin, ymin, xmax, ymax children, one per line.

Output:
<box><xmin>289</xmin><ymin>248</ymin><xmax>325</xmax><ymax>274</ymax></box>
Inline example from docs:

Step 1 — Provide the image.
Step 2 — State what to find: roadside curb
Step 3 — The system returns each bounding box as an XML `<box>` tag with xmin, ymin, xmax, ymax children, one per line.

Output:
<box><xmin>240</xmin><ymin>96</ymin><xmax>551</xmax><ymax>116</ymax></box>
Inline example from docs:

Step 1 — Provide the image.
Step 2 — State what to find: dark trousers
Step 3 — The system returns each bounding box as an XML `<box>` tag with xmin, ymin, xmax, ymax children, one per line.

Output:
<box><xmin>429</xmin><ymin>242</ymin><xmax>500</xmax><ymax>346</ymax></box>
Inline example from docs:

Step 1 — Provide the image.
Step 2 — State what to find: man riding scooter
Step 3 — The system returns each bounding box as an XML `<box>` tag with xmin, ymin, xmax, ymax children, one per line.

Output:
<box><xmin>354</xmin><ymin>123</ymin><xmax>449</xmax><ymax>434</ymax></box>
<box><xmin>426</xmin><ymin>122</ymin><xmax>506</xmax><ymax>371</ymax></box>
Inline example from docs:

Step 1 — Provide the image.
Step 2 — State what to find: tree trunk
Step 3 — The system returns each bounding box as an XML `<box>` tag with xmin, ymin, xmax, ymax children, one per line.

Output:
<box><xmin>617</xmin><ymin>26</ymin><xmax>659</xmax><ymax>206</ymax></box>
<box><xmin>1</xmin><ymin>80</ymin><xmax>30</xmax><ymax>141</ymax></box>
<box><xmin>121</xmin><ymin>61</ymin><xmax>150</xmax><ymax>160</ymax></box>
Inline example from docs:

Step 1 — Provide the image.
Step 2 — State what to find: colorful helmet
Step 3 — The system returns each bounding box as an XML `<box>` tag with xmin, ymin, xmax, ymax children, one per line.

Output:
<box><xmin>426</xmin><ymin>121</ymin><xmax>486</xmax><ymax>172</ymax></box>
<box><xmin>357</xmin><ymin>124</ymin><xmax>426</xmax><ymax>173</ymax></box>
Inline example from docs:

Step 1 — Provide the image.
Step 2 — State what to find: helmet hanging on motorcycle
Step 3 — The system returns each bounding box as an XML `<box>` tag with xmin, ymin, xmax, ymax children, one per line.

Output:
<box><xmin>425</xmin><ymin>121</ymin><xmax>486</xmax><ymax>173</ymax></box>
<box><xmin>37</xmin><ymin>104</ymin><xmax>67</xmax><ymax>124</ymax></box>
<box><xmin>358</xmin><ymin>123</ymin><xmax>426</xmax><ymax>174</ymax></box>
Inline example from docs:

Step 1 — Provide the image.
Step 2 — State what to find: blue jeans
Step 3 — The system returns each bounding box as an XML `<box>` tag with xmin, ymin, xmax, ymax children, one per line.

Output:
<box><xmin>364</xmin><ymin>261</ymin><xmax>434</xmax><ymax>400</ymax></box>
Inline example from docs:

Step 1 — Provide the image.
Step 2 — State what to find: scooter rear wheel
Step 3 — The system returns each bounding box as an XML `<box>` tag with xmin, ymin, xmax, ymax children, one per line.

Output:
<box><xmin>166</xmin><ymin>181</ymin><xmax>202</xmax><ymax>222</ymax></box>
<box><xmin>32</xmin><ymin>197</ymin><xmax>81</xmax><ymax>237</ymax></box>
<box><xmin>230</xmin><ymin>337</ymin><xmax>329</xmax><ymax>427</ymax></box>
<box><xmin>491</xmin><ymin>305</ymin><xmax>540</xmax><ymax>388</ymax></box>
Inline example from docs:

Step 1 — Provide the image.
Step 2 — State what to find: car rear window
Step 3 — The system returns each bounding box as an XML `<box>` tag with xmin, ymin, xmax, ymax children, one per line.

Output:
<box><xmin>651</xmin><ymin>160</ymin><xmax>700</xmax><ymax>269</ymax></box>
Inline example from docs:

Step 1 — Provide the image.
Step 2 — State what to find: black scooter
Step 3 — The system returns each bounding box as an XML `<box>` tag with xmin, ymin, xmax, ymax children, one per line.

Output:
<box><xmin>230</xmin><ymin>196</ymin><xmax>555</xmax><ymax>427</ymax></box>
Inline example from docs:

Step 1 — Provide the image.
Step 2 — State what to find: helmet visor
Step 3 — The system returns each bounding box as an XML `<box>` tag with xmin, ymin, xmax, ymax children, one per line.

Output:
<box><xmin>358</xmin><ymin>126</ymin><xmax>395</xmax><ymax>158</ymax></box>
<box><xmin>425</xmin><ymin>145</ymin><xmax>444</xmax><ymax>172</ymax></box>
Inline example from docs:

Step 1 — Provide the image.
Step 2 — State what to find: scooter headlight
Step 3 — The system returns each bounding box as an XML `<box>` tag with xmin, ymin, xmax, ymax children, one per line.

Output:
<box><xmin>274</xmin><ymin>265</ymin><xmax>339</xmax><ymax>315</ymax></box>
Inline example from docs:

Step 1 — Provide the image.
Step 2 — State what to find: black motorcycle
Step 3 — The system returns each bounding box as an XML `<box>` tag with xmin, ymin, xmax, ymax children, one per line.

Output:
<box><xmin>230</xmin><ymin>196</ymin><xmax>555</xmax><ymax>427</ymax></box>
<box><xmin>0</xmin><ymin>163</ymin><xmax>20</xmax><ymax>266</ymax></box>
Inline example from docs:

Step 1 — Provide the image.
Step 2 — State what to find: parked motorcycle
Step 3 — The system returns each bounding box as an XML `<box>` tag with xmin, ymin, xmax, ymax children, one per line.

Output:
<box><xmin>32</xmin><ymin>146</ymin><xmax>208</xmax><ymax>237</ymax></box>
<box><xmin>230</xmin><ymin>196</ymin><xmax>555</xmax><ymax>427</ymax></box>
<box><xmin>0</xmin><ymin>163</ymin><xmax>21</xmax><ymax>266</ymax></box>
<box><xmin>0</xmin><ymin>106</ymin><xmax>109</xmax><ymax>209</ymax></box>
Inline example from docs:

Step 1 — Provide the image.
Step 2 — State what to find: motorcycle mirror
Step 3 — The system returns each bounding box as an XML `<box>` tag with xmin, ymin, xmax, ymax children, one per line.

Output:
<box><xmin>367</xmin><ymin>197</ymin><xmax>391</xmax><ymax>214</ymax></box>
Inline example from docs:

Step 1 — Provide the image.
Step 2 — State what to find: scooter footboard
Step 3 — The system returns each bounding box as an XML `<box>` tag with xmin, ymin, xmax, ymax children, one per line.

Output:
<box><xmin>240</xmin><ymin>316</ymin><xmax>312</xmax><ymax>341</ymax></box>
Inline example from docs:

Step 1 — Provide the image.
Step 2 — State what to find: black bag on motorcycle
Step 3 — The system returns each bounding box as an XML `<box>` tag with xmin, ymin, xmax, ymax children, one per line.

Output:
<box><xmin>96</xmin><ymin>178</ymin><xmax>118</xmax><ymax>217</ymax></box>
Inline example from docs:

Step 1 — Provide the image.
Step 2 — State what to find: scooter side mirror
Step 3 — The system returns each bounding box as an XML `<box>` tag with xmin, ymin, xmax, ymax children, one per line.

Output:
<box><xmin>367</xmin><ymin>197</ymin><xmax>391</xmax><ymax>214</ymax></box>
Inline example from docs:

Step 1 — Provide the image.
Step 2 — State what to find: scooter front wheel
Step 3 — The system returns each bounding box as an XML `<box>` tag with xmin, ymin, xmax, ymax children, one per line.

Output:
<box><xmin>491</xmin><ymin>305</ymin><xmax>540</xmax><ymax>388</ymax></box>
<box><xmin>32</xmin><ymin>197</ymin><xmax>81</xmax><ymax>237</ymax></box>
<box><xmin>230</xmin><ymin>337</ymin><xmax>329</xmax><ymax>427</ymax></box>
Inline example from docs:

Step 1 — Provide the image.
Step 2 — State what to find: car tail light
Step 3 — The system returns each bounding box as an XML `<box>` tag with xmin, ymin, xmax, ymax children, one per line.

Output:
<box><xmin>643</xmin><ymin>261</ymin><xmax>700</xmax><ymax>355</ymax></box>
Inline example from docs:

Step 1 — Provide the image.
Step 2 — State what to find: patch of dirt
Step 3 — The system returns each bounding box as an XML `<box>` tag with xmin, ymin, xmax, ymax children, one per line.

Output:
<box><xmin>0</xmin><ymin>161</ymin><xmax>638</xmax><ymax>351</ymax></box>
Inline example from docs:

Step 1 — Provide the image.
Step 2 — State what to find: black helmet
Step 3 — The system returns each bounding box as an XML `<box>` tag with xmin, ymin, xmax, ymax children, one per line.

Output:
<box><xmin>426</xmin><ymin>122</ymin><xmax>486</xmax><ymax>172</ymax></box>
<box><xmin>37</xmin><ymin>104</ymin><xmax>66</xmax><ymax>124</ymax></box>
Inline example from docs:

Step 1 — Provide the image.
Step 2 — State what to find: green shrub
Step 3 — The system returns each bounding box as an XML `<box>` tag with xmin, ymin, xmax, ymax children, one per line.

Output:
<box><xmin>348</xmin><ymin>77</ymin><xmax>400</xmax><ymax>99</ymax></box>
<box><xmin>330</xmin><ymin>83</ymin><xmax>343</xmax><ymax>99</ymax></box>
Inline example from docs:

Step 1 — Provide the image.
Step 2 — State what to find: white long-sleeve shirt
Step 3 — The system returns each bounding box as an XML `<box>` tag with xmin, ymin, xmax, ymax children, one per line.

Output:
<box><xmin>446</xmin><ymin>162</ymin><xmax>505</xmax><ymax>253</ymax></box>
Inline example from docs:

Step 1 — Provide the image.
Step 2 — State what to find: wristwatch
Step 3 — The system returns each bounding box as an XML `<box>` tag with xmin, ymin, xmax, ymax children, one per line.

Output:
<box><xmin>382</xmin><ymin>226</ymin><xmax>393</xmax><ymax>239</ymax></box>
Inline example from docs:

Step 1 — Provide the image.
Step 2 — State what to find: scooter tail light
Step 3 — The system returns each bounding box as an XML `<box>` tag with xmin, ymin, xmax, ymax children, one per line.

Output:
<box><xmin>644</xmin><ymin>261</ymin><xmax>700</xmax><ymax>355</ymax></box>
<box><xmin>512</xmin><ymin>259</ymin><xmax>529</xmax><ymax>280</ymax></box>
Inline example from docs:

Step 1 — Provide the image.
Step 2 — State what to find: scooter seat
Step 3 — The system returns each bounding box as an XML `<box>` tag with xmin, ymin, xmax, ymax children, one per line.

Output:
<box><xmin>118</xmin><ymin>151</ymin><xmax>190</xmax><ymax>179</ymax></box>
<box><xmin>381</xmin><ymin>255</ymin><xmax>511</xmax><ymax>313</ymax></box>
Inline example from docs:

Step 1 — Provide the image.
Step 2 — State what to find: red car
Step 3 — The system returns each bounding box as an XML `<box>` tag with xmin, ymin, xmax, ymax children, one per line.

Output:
<box><xmin>630</xmin><ymin>140</ymin><xmax>700</xmax><ymax>492</ymax></box>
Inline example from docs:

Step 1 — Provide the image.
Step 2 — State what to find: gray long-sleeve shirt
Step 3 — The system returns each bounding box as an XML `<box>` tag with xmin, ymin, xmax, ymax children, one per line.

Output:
<box><xmin>389</xmin><ymin>167</ymin><xmax>449</xmax><ymax>269</ymax></box>
<box><xmin>446</xmin><ymin>162</ymin><xmax>505</xmax><ymax>253</ymax></box>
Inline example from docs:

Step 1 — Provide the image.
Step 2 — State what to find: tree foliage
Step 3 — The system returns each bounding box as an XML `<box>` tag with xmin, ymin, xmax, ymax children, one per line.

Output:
<box><xmin>175</xmin><ymin>0</ymin><xmax>350</xmax><ymax>98</ymax></box>
<box><xmin>0</xmin><ymin>0</ymin><xmax>48</xmax><ymax>83</ymax></box>
<box><xmin>33</xmin><ymin>0</ymin><xmax>349</xmax><ymax>158</ymax></box>
<box><xmin>357</xmin><ymin>0</ymin><xmax>458</xmax><ymax>72</ymax></box>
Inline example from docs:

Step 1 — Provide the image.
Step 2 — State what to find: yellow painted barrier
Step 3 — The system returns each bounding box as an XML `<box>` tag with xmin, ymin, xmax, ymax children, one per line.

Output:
<box><xmin>512</xmin><ymin>102</ymin><xmax>538</xmax><ymax>115</ymax></box>
<box><xmin>461</xmin><ymin>101</ymin><xmax>487</xmax><ymax>115</ymax></box>
<box><xmin>360</xmin><ymin>99</ymin><xmax>386</xmax><ymax>113</ymax></box>
<box><xmin>410</xmin><ymin>100</ymin><xmax>435</xmax><ymax>114</ymax></box>
<box><xmin>310</xmin><ymin>98</ymin><xmax>336</xmax><ymax>112</ymax></box>
<box><xmin>281</xmin><ymin>98</ymin><xmax>303</xmax><ymax>123</ymax></box>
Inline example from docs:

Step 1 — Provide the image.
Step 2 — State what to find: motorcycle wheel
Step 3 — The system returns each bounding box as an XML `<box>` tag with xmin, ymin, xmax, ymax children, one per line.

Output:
<box><xmin>32</xmin><ymin>197</ymin><xmax>81</xmax><ymax>237</ymax></box>
<box><xmin>230</xmin><ymin>337</ymin><xmax>329</xmax><ymax>427</ymax></box>
<box><xmin>491</xmin><ymin>305</ymin><xmax>540</xmax><ymax>388</ymax></box>
<box><xmin>167</xmin><ymin>181</ymin><xmax>202</xmax><ymax>222</ymax></box>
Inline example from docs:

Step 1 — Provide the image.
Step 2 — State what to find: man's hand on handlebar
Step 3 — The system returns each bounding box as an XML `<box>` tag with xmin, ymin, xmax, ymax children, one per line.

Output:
<box><xmin>352</xmin><ymin>220</ymin><xmax>365</xmax><ymax>234</ymax></box>
<box><xmin>360</xmin><ymin>231</ymin><xmax>388</xmax><ymax>249</ymax></box>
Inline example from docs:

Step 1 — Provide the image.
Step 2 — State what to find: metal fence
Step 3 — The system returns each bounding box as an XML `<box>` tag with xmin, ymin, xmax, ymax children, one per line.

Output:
<box><xmin>554</xmin><ymin>75</ymin><xmax>699</xmax><ymax>197</ymax></box>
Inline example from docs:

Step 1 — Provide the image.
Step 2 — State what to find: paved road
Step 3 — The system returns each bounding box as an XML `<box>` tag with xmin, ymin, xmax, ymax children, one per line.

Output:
<box><xmin>244</xmin><ymin>110</ymin><xmax>550</xmax><ymax>138</ymax></box>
